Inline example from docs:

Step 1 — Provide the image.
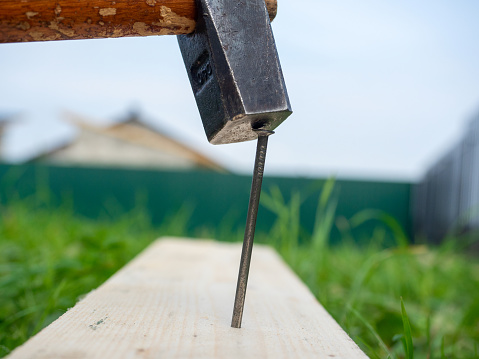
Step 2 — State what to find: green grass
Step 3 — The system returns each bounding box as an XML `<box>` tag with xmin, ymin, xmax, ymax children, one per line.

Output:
<box><xmin>1</xmin><ymin>185</ymin><xmax>478</xmax><ymax>358</ymax></box>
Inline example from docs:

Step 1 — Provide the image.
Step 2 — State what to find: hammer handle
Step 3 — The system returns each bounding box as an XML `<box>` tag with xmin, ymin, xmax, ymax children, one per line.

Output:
<box><xmin>0</xmin><ymin>0</ymin><xmax>277</xmax><ymax>43</ymax></box>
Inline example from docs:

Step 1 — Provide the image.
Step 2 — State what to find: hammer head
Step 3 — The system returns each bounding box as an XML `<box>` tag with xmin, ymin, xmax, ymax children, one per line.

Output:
<box><xmin>178</xmin><ymin>0</ymin><xmax>292</xmax><ymax>145</ymax></box>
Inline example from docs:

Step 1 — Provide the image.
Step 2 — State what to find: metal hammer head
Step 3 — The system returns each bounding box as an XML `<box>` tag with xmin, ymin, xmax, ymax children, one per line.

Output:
<box><xmin>178</xmin><ymin>0</ymin><xmax>292</xmax><ymax>145</ymax></box>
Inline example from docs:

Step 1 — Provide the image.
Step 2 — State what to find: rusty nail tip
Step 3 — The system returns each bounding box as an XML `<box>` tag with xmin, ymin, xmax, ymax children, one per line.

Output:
<box><xmin>231</xmin><ymin>133</ymin><xmax>271</xmax><ymax>329</ymax></box>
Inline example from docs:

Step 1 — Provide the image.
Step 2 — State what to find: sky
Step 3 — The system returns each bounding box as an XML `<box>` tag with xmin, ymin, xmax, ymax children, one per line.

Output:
<box><xmin>1</xmin><ymin>0</ymin><xmax>479</xmax><ymax>180</ymax></box>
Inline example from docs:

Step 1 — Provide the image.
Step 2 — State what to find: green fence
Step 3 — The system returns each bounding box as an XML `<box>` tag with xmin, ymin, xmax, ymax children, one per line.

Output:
<box><xmin>0</xmin><ymin>164</ymin><xmax>412</xmax><ymax>243</ymax></box>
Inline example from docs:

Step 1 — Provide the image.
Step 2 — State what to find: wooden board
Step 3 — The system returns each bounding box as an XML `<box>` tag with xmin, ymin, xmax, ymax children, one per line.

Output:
<box><xmin>8</xmin><ymin>238</ymin><xmax>368</xmax><ymax>359</ymax></box>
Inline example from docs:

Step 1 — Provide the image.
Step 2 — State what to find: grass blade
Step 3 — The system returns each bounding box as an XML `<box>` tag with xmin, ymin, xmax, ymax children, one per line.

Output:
<box><xmin>401</xmin><ymin>297</ymin><xmax>414</xmax><ymax>359</ymax></box>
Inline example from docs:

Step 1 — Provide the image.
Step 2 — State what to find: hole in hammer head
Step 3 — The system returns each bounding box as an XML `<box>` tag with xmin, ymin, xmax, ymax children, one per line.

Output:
<box><xmin>251</xmin><ymin>120</ymin><xmax>274</xmax><ymax>137</ymax></box>
<box><xmin>251</xmin><ymin>120</ymin><xmax>267</xmax><ymax>130</ymax></box>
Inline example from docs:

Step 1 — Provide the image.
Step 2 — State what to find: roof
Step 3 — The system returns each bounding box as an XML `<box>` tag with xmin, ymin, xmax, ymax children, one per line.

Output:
<box><xmin>60</xmin><ymin>112</ymin><xmax>226</xmax><ymax>171</ymax></box>
<box><xmin>0</xmin><ymin>110</ymin><xmax>227</xmax><ymax>172</ymax></box>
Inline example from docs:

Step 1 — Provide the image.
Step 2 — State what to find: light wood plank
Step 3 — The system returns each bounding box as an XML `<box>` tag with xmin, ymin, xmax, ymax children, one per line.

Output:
<box><xmin>8</xmin><ymin>238</ymin><xmax>368</xmax><ymax>358</ymax></box>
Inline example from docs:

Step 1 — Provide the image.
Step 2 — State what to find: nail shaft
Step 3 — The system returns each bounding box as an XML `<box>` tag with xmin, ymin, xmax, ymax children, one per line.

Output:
<box><xmin>231</xmin><ymin>130</ymin><xmax>273</xmax><ymax>328</ymax></box>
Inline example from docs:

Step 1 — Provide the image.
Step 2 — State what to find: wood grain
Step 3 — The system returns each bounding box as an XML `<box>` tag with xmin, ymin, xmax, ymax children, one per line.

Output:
<box><xmin>0</xmin><ymin>0</ymin><xmax>277</xmax><ymax>43</ymax></box>
<box><xmin>7</xmin><ymin>238</ymin><xmax>368</xmax><ymax>359</ymax></box>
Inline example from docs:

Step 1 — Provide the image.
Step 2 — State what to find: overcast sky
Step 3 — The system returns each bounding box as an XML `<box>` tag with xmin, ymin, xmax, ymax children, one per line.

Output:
<box><xmin>1</xmin><ymin>0</ymin><xmax>479</xmax><ymax>180</ymax></box>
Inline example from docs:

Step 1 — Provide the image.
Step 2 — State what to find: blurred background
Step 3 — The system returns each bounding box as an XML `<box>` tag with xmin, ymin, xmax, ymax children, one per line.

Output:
<box><xmin>1</xmin><ymin>0</ymin><xmax>478</xmax><ymax>241</ymax></box>
<box><xmin>1</xmin><ymin>1</ymin><xmax>479</xmax><ymax>358</ymax></box>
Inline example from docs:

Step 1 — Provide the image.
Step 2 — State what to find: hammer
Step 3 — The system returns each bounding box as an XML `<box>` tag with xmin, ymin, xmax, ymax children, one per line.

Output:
<box><xmin>0</xmin><ymin>0</ymin><xmax>292</xmax><ymax>328</ymax></box>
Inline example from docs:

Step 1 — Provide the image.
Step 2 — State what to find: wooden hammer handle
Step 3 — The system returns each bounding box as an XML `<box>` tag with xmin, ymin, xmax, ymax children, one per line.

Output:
<box><xmin>0</xmin><ymin>0</ymin><xmax>277</xmax><ymax>43</ymax></box>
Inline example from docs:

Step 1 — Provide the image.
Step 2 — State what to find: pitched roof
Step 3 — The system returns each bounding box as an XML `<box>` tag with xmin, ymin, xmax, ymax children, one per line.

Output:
<box><xmin>0</xmin><ymin>110</ymin><xmax>227</xmax><ymax>172</ymax></box>
<box><xmin>62</xmin><ymin>112</ymin><xmax>226</xmax><ymax>172</ymax></box>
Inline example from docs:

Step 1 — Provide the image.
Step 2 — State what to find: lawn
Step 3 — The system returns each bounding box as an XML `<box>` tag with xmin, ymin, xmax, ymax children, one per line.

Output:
<box><xmin>1</xmin><ymin>183</ymin><xmax>478</xmax><ymax>358</ymax></box>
